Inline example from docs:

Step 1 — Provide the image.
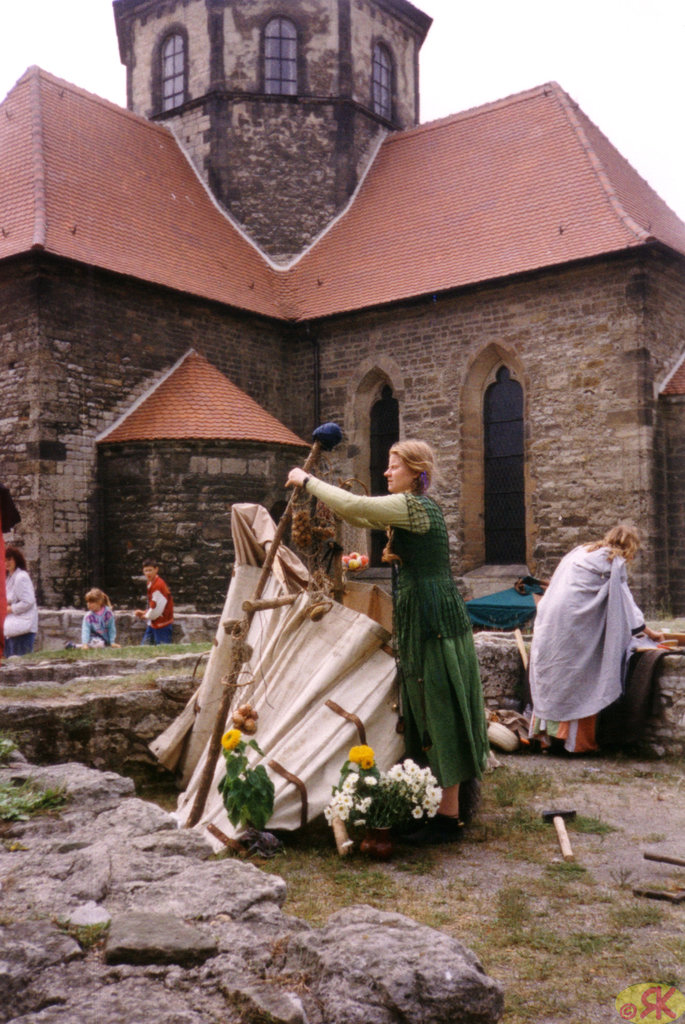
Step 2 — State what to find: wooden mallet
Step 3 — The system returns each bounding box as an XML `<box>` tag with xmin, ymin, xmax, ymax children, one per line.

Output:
<box><xmin>542</xmin><ymin>809</ymin><xmax>576</xmax><ymax>861</ymax></box>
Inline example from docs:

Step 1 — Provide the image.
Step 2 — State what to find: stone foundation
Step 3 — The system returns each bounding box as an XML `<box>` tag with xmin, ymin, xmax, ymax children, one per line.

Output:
<box><xmin>3</xmin><ymin>630</ymin><xmax>683</xmax><ymax>764</ymax></box>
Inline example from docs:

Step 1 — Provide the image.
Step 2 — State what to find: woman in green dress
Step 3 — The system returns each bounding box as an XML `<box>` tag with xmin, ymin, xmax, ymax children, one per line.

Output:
<box><xmin>287</xmin><ymin>440</ymin><xmax>489</xmax><ymax>843</ymax></box>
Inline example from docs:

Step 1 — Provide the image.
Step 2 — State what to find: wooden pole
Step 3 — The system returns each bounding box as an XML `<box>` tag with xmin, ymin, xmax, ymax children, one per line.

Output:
<box><xmin>185</xmin><ymin>441</ymin><xmax>322</xmax><ymax>829</ymax></box>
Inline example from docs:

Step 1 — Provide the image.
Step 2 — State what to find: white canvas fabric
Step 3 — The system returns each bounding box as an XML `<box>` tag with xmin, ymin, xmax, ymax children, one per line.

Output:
<box><xmin>151</xmin><ymin>504</ymin><xmax>401</xmax><ymax>851</ymax></box>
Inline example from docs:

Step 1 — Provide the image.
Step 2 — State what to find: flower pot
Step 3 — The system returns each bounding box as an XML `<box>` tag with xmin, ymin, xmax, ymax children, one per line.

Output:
<box><xmin>360</xmin><ymin>827</ymin><xmax>393</xmax><ymax>861</ymax></box>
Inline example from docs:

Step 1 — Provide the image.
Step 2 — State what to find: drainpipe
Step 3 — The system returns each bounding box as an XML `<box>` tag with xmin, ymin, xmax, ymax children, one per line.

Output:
<box><xmin>311</xmin><ymin>332</ymin><xmax>320</xmax><ymax>429</ymax></box>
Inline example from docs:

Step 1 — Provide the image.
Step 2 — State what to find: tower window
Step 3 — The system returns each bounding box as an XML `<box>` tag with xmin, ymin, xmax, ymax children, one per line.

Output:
<box><xmin>372</xmin><ymin>43</ymin><xmax>392</xmax><ymax>119</ymax></box>
<box><xmin>162</xmin><ymin>33</ymin><xmax>185</xmax><ymax>111</ymax></box>
<box><xmin>264</xmin><ymin>18</ymin><xmax>298</xmax><ymax>96</ymax></box>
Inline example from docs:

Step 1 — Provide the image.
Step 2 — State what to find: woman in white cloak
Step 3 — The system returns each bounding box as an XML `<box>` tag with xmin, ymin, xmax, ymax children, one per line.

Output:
<box><xmin>528</xmin><ymin>524</ymin><xmax>664</xmax><ymax>752</ymax></box>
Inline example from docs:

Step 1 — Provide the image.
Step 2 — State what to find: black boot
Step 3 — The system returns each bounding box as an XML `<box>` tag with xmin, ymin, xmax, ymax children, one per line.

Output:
<box><xmin>458</xmin><ymin>778</ymin><xmax>481</xmax><ymax>825</ymax></box>
<box><xmin>399</xmin><ymin>813</ymin><xmax>465</xmax><ymax>846</ymax></box>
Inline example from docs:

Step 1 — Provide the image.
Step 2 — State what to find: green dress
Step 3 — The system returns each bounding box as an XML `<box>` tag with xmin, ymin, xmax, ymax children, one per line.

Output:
<box><xmin>391</xmin><ymin>495</ymin><xmax>489</xmax><ymax>787</ymax></box>
<box><xmin>303</xmin><ymin>479</ymin><xmax>489</xmax><ymax>788</ymax></box>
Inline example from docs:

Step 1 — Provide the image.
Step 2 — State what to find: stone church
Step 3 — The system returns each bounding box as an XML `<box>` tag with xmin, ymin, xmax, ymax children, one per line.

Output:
<box><xmin>1</xmin><ymin>0</ymin><xmax>685</xmax><ymax>615</ymax></box>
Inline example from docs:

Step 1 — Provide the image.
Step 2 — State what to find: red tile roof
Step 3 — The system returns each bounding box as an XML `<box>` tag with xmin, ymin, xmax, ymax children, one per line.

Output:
<box><xmin>3</xmin><ymin>72</ymin><xmax>685</xmax><ymax>324</ymax></box>
<box><xmin>287</xmin><ymin>83</ymin><xmax>685</xmax><ymax>318</ymax></box>
<box><xmin>0</xmin><ymin>68</ymin><xmax>283</xmax><ymax>319</ymax></box>
<box><xmin>99</xmin><ymin>350</ymin><xmax>308</xmax><ymax>446</ymax></box>
<box><xmin>661</xmin><ymin>355</ymin><xmax>685</xmax><ymax>397</ymax></box>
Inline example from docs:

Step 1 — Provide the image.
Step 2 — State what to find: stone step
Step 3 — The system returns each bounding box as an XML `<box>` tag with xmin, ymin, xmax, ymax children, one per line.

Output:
<box><xmin>0</xmin><ymin>651</ymin><xmax>207</xmax><ymax>688</ymax></box>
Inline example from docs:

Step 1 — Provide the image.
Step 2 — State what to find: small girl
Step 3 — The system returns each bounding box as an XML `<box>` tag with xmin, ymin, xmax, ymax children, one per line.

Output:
<box><xmin>80</xmin><ymin>589</ymin><xmax>118</xmax><ymax>648</ymax></box>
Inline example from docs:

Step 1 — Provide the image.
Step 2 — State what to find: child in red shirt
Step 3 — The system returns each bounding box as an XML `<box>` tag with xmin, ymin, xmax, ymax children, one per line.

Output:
<box><xmin>134</xmin><ymin>558</ymin><xmax>174</xmax><ymax>644</ymax></box>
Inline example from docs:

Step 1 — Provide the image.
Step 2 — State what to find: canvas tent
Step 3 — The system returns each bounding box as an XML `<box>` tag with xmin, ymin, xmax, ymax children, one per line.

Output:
<box><xmin>151</xmin><ymin>504</ymin><xmax>403</xmax><ymax>850</ymax></box>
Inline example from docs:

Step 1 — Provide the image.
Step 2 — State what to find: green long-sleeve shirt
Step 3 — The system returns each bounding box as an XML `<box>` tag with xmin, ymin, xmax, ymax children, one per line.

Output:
<box><xmin>303</xmin><ymin>476</ymin><xmax>429</xmax><ymax>533</ymax></box>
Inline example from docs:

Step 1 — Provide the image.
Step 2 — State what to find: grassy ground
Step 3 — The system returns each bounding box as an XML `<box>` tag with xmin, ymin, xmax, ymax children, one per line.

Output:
<box><xmin>254</xmin><ymin>757</ymin><xmax>684</xmax><ymax>1024</ymax></box>
<box><xmin>7</xmin><ymin>642</ymin><xmax>212</xmax><ymax>663</ymax></box>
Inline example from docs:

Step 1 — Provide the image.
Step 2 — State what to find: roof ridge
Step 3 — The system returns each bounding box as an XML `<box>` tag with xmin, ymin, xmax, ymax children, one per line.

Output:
<box><xmin>395</xmin><ymin>82</ymin><xmax>561</xmax><ymax>143</ymax></box>
<box><xmin>550</xmin><ymin>83</ymin><xmax>652</xmax><ymax>245</ymax></box>
<box><xmin>28</xmin><ymin>68</ymin><xmax>47</xmax><ymax>249</ymax></box>
<box><xmin>659</xmin><ymin>348</ymin><xmax>685</xmax><ymax>395</ymax></box>
<box><xmin>96</xmin><ymin>348</ymin><xmax>196</xmax><ymax>442</ymax></box>
<box><xmin>22</xmin><ymin>65</ymin><xmax>174</xmax><ymax>141</ymax></box>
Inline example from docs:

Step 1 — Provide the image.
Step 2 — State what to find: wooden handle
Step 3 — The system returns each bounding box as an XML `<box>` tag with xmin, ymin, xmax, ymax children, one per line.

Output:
<box><xmin>644</xmin><ymin>852</ymin><xmax>685</xmax><ymax>868</ymax></box>
<box><xmin>514</xmin><ymin>628</ymin><xmax>529</xmax><ymax>672</ymax></box>
<box><xmin>553</xmin><ymin>815</ymin><xmax>575</xmax><ymax>862</ymax></box>
<box><xmin>331</xmin><ymin>816</ymin><xmax>354</xmax><ymax>857</ymax></box>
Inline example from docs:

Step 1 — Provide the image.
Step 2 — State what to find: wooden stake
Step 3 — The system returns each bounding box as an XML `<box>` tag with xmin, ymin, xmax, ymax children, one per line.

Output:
<box><xmin>185</xmin><ymin>440</ymin><xmax>322</xmax><ymax>829</ymax></box>
<box><xmin>331</xmin><ymin>816</ymin><xmax>354</xmax><ymax>856</ymax></box>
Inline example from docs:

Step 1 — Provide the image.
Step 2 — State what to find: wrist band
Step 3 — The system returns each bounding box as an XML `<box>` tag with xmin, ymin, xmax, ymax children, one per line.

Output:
<box><xmin>302</xmin><ymin>475</ymin><xmax>311</xmax><ymax>489</ymax></box>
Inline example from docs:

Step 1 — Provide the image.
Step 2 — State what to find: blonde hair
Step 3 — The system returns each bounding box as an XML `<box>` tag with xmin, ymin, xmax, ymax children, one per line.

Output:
<box><xmin>85</xmin><ymin>588</ymin><xmax>111</xmax><ymax>609</ymax></box>
<box><xmin>382</xmin><ymin>440</ymin><xmax>437</xmax><ymax>564</ymax></box>
<box><xmin>586</xmin><ymin>524</ymin><xmax>640</xmax><ymax>563</ymax></box>
<box><xmin>388</xmin><ymin>439</ymin><xmax>437</xmax><ymax>494</ymax></box>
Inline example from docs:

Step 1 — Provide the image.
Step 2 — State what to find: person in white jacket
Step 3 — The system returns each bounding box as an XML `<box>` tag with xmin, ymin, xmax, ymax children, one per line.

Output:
<box><xmin>4</xmin><ymin>546</ymin><xmax>38</xmax><ymax>657</ymax></box>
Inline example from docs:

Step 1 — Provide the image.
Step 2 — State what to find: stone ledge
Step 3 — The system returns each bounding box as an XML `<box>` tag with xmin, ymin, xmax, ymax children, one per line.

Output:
<box><xmin>2</xmin><ymin>636</ymin><xmax>683</xmax><ymax>762</ymax></box>
<box><xmin>35</xmin><ymin>609</ymin><xmax>221</xmax><ymax>651</ymax></box>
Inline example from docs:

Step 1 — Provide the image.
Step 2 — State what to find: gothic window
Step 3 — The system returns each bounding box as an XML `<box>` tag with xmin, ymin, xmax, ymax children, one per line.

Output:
<box><xmin>264</xmin><ymin>18</ymin><xmax>298</xmax><ymax>95</ymax></box>
<box><xmin>369</xmin><ymin>384</ymin><xmax>399</xmax><ymax>565</ymax></box>
<box><xmin>483</xmin><ymin>366</ymin><xmax>526</xmax><ymax>563</ymax></box>
<box><xmin>161</xmin><ymin>32</ymin><xmax>185</xmax><ymax>111</ymax></box>
<box><xmin>372</xmin><ymin>43</ymin><xmax>392</xmax><ymax>119</ymax></box>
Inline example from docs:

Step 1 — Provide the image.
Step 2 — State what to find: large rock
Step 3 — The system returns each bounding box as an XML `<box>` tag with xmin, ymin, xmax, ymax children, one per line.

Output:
<box><xmin>290</xmin><ymin>905</ymin><xmax>505</xmax><ymax>1024</ymax></box>
<box><xmin>0</xmin><ymin>758</ymin><xmax>504</xmax><ymax>1024</ymax></box>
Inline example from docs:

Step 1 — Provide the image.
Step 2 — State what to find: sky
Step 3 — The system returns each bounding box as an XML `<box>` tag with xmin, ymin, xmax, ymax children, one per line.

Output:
<box><xmin>2</xmin><ymin>0</ymin><xmax>684</xmax><ymax>220</ymax></box>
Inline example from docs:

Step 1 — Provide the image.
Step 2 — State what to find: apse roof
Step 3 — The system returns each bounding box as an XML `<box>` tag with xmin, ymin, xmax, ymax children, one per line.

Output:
<box><xmin>98</xmin><ymin>350</ymin><xmax>308</xmax><ymax>446</ymax></box>
<box><xmin>3</xmin><ymin>70</ymin><xmax>685</xmax><ymax>323</ymax></box>
<box><xmin>661</xmin><ymin>354</ymin><xmax>685</xmax><ymax>397</ymax></box>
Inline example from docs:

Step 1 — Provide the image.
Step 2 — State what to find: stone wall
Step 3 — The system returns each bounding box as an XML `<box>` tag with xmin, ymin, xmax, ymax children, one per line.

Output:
<box><xmin>0</xmin><ymin>256</ymin><xmax>310</xmax><ymax>609</ymax></box>
<box><xmin>97</xmin><ymin>439</ymin><xmax>302</xmax><ymax>610</ymax></box>
<box><xmin>310</xmin><ymin>250</ymin><xmax>685</xmax><ymax>614</ymax></box>
<box><xmin>661</xmin><ymin>395</ymin><xmax>685</xmax><ymax>613</ymax></box>
<box><xmin>36</xmin><ymin>608</ymin><xmax>220</xmax><ymax>650</ymax></box>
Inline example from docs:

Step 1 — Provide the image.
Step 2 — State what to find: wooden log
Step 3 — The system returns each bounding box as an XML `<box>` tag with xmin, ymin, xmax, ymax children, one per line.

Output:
<box><xmin>242</xmin><ymin>594</ymin><xmax>299</xmax><ymax>614</ymax></box>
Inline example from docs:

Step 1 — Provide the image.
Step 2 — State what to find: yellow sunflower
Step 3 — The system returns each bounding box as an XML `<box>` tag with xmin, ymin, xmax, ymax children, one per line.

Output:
<box><xmin>221</xmin><ymin>728</ymin><xmax>242</xmax><ymax>751</ymax></box>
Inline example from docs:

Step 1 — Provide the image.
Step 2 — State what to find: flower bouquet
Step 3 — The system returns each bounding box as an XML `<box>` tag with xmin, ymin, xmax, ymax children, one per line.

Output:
<box><xmin>218</xmin><ymin>728</ymin><xmax>274</xmax><ymax>832</ymax></box>
<box><xmin>324</xmin><ymin>745</ymin><xmax>442</xmax><ymax>843</ymax></box>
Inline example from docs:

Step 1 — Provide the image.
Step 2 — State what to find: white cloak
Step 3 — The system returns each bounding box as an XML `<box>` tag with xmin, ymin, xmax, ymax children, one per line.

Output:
<box><xmin>528</xmin><ymin>546</ymin><xmax>644</xmax><ymax>721</ymax></box>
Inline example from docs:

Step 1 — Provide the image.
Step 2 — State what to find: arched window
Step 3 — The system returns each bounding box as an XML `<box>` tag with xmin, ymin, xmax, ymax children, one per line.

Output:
<box><xmin>483</xmin><ymin>366</ymin><xmax>525</xmax><ymax>563</ymax></box>
<box><xmin>161</xmin><ymin>33</ymin><xmax>185</xmax><ymax>111</ymax></box>
<box><xmin>264</xmin><ymin>18</ymin><xmax>298</xmax><ymax>95</ymax></box>
<box><xmin>372</xmin><ymin>43</ymin><xmax>392</xmax><ymax>119</ymax></box>
<box><xmin>369</xmin><ymin>384</ymin><xmax>399</xmax><ymax>565</ymax></box>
